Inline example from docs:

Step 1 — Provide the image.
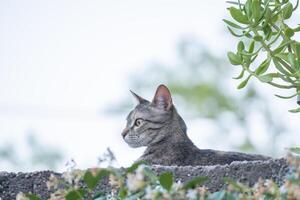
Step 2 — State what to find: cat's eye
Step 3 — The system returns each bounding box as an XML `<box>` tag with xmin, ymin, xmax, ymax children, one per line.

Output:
<box><xmin>134</xmin><ymin>119</ymin><xmax>143</xmax><ymax>127</ymax></box>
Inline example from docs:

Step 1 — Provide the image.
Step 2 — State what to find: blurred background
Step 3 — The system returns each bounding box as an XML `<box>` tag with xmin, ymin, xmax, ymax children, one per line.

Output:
<box><xmin>0</xmin><ymin>0</ymin><xmax>299</xmax><ymax>172</ymax></box>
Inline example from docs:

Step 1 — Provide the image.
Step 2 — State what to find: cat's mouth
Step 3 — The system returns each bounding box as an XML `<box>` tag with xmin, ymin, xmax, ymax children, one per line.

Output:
<box><xmin>126</xmin><ymin>142</ymin><xmax>141</xmax><ymax>148</ymax></box>
<box><xmin>124</xmin><ymin>139</ymin><xmax>141</xmax><ymax>148</ymax></box>
<box><xmin>123</xmin><ymin>134</ymin><xmax>143</xmax><ymax>148</ymax></box>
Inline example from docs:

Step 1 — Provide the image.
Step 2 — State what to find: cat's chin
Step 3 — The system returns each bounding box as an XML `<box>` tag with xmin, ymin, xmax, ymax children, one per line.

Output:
<box><xmin>128</xmin><ymin>144</ymin><xmax>142</xmax><ymax>148</ymax></box>
<box><xmin>126</xmin><ymin>142</ymin><xmax>143</xmax><ymax>148</ymax></box>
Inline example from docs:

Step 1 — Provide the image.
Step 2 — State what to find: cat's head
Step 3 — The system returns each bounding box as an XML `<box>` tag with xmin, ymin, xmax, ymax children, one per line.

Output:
<box><xmin>121</xmin><ymin>84</ymin><xmax>187</xmax><ymax>148</ymax></box>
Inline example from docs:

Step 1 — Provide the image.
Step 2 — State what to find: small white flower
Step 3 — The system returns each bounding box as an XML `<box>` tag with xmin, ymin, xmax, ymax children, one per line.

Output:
<box><xmin>135</xmin><ymin>164</ymin><xmax>146</xmax><ymax>180</ymax></box>
<box><xmin>62</xmin><ymin>171</ymin><xmax>73</xmax><ymax>184</ymax></box>
<box><xmin>186</xmin><ymin>189</ymin><xmax>197</xmax><ymax>199</ymax></box>
<box><xmin>46</xmin><ymin>174</ymin><xmax>59</xmax><ymax>190</ymax></box>
<box><xmin>144</xmin><ymin>186</ymin><xmax>154</xmax><ymax>199</ymax></box>
<box><xmin>16</xmin><ymin>192</ymin><xmax>27</xmax><ymax>200</ymax></box>
<box><xmin>173</xmin><ymin>181</ymin><xmax>182</xmax><ymax>190</ymax></box>
<box><xmin>279</xmin><ymin>184</ymin><xmax>287</xmax><ymax>194</ymax></box>
<box><xmin>109</xmin><ymin>174</ymin><xmax>122</xmax><ymax>187</ymax></box>
<box><xmin>126</xmin><ymin>165</ymin><xmax>147</xmax><ymax>192</ymax></box>
<box><xmin>126</xmin><ymin>173</ymin><xmax>145</xmax><ymax>192</ymax></box>
<box><xmin>126</xmin><ymin>164</ymin><xmax>148</xmax><ymax>192</ymax></box>
<box><xmin>62</xmin><ymin>169</ymin><xmax>83</xmax><ymax>186</ymax></box>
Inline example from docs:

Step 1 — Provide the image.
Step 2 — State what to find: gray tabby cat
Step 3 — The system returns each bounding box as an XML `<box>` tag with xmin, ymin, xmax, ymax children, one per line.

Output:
<box><xmin>122</xmin><ymin>84</ymin><xmax>269</xmax><ymax>166</ymax></box>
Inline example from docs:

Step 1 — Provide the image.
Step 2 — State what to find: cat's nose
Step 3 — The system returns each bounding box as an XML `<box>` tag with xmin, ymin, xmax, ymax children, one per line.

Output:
<box><xmin>121</xmin><ymin>128</ymin><xmax>129</xmax><ymax>138</ymax></box>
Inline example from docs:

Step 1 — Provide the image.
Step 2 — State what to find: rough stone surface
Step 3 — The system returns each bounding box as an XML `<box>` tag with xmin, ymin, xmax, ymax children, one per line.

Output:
<box><xmin>152</xmin><ymin>158</ymin><xmax>289</xmax><ymax>192</ymax></box>
<box><xmin>0</xmin><ymin>159</ymin><xmax>289</xmax><ymax>200</ymax></box>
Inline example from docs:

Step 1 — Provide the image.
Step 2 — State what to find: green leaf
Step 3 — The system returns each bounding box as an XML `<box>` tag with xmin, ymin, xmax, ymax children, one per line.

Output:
<box><xmin>237</xmin><ymin>75</ymin><xmax>251</xmax><ymax>89</ymax></box>
<box><xmin>294</xmin><ymin>25</ymin><xmax>300</xmax><ymax>32</ymax></box>
<box><xmin>24</xmin><ymin>194</ymin><xmax>41</xmax><ymax>200</ymax></box>
<box><xmin>223</xmin><ymin>177</ymin><xmax>248</xmax><ymax>192</ymax></box>
<box><xmin>233</xmin><ymin>69</ymin><xmax>245</xmax><ymax>79</ymax></box>
<box><xmin>242</xmin><ymin>54</ymin><xmax>251</xmax><ymax>66</ymax></box>
<box><xmin>183</xmin><ymin>176</ymin><xmax>208</xmax><ymax>190</ymax></box>
<box><xmin>244</xmin><ymin>0</ymin><xmax>252</xmax><ymax>18</ymax></box>
<box><xmin>288</xmin><ymin>147</ymin><xmax>300</xmax><ymax>154</ymax></box>
<box><xmin>159</xmin><ymin>172</ymin><xmax>173</xmax><ymax>191</ymax></box>
<box><xmin>274</xmin><ymin>40</ymin><xmax>295</xmax><ymax>54</ymax></box>
<box><xmin>93</xmin><ymin>192</ymin><xmax>105</xmax><ymax>199</ymax></box>
<box><xmin>229</xmin><ymin>7</ymin><xmax>249</xmax><ymax>24</ymax></box>
<box><xmin>253</xmin><ymin>35</ymin><xmax>263</xmax><ymax>41</ymax></box>
<box><xmin>276</xmin><ymin>52</ymin><xmax>289</xmax><ymax>63</ymax></box>
<box><xmin>126</xmin><ymin>160</ymin><xmax>148</xmax><ymax>173</ymax></box>
<box><xmin>273</xmin><ymin>41</ymin><xmax>289</xmax><ymax>55</ymax></box>
<box><xmin>241</xmin><ymin>48</ymin><xmax>261</xmax><ymax>56</ymax></box>
<box><xmin>258</xmin><ymin>74</ymin><xmax>273</xmax><ymax>82</ymax></box>
<box><xmin>264</xmin><ymin>7</ymin><xmax>272</xmax><ymax>23</ymax></box>
<box><xmin>223</xmin><ymin>19</ymin><xmax>245</xmax><ymax>29</ymax></box>
<box><xmin>142</xmin><ymin>166</ymin><xmax>158</xmax><ymax>182</ymax></box>
<box><xmin>227</xmin><ymin>26</ymin><xmax>244</xmax><ymax>37</ymax></box>
<box><xmin>275</xmin><ymin>93</ymin><xmax>298</xmax><ymax>99</ymax></box>
<box><xmin>83</xmin><ymin>171</ymin><xmax>98</xmax><ymax>190</ymax></box>
<box><xmin>282</xmin><ymin>2</ymin><xmax>293</xmax><ymax>19</ymax></box>
<box><xmin>263</xmin><ymin>24</ymin><xmax>272</xmax><ymax>40</ymax></box>
<box><xmin>255</xmin><ymin>58</ymin><xmax>271</xmax><ymax>75</ymax></box>
<box><xmin>273</xmin><ymin>58</ymin><xmax>291</xmax><ymax>76</ymax></box>
<box><xmin>244</xmin><ymin>31</ymin><xmax>253</xmax><ymax>38</ymax></box>
<box><xmin>250</xmin><ymin>53</ymin><xmax>259</xmax><ymax>63</ymax></box>
<box><xmin>252</xmin><ymin>0</ymin><xmax>261</xmax><ymax>23</ymax></box>
<box><xmin>225</xmin><ymin>193</ymin><xmax>238</xmax><ymax>200</ymax></box>
<box><xmin>118</xmin><ymin>187</ymin><xmax>128</xmax><ymax>199</ymax></box>
<box><xmin>292</xmin><ymin>42</ymin><xmax>300</xmax><ymax>60</ymax></box>
<box><xmin>207</xmin><ymin>191</ymin><xmax>226</xmax><ymax>200</ymax></box>
<box><xmin>289</xmin><ymin>107</ymin><xmax>300</xmax><ymax>113</ymax></box>
<box><xmin>270</xmin><ymin>14</ymin><xmax>278</xmax><ymax>24</ymax></box>
<box><xmin>287</xmin><ymin>52</ymin><xmax>298</xmax><ymax>70</ymax></box>
<box><xmin>285</xmin><ymin>27</ymin><xmax>295</xmax><ymax>38</ymax></box>
<box><xmin>296</xmin><ymin>63</ymin><xmax>300</xmax><ymax>72</ymax></box>
<box><xmin>83</xmin><ymin>169</ymin><xmax>110</xmax><ymax>190</ymax></box>
<box><xmin>248</xmin><ymin>40</ymin><xmax>255</xmax><ymax>53</ymax></box>
<box><xmin>227</xmin><ymin>51</ymin><xmax>242</xmax><ymax>65</ymax></box>
<box><xmin>237</xmin><ymin>41</ymin><xmax>245</xmax><ymax>52</ymax></box>
<box><xmin>65</xmin><ymin>189</ymin><xmax>85</xmax><ymax>200</ymax></box>
<box><xmin>278</xmin><ymin>73</ymin><xmax>294</xmax><ymax>83</ymax></box>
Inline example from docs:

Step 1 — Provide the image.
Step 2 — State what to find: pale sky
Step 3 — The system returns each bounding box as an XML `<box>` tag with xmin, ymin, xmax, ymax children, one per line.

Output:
<box><xmin>0</xmin><ymin>0</ymin><xmax>299</xmax><ymax>171</ymax></box>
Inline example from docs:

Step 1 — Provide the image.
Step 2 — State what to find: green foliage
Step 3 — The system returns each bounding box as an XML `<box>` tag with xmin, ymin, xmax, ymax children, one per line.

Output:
<box><xmin>288</xmin><ymin>147</ymin><xmax>300</xmax><ymax>154</ymax></box>
<box><xmin>19</xmin><ymin>152</ymin><xmax>300</xmax><ymax>200</ymax></box>
<box><xmin>223</xmin><ymin>177</ymin><xmax>250</xmax><ymax>193</ymax></box>
<box><xmin>159</xmin><ymin>172</ymin><xmax>173</xmax><ymax>191</ymax></box>
<box><xmin>65</xmin><ymin>189</ymin><xmax>85</xmax><ymax>200</ymax></box>
<box><xmin>126</xmin><ymin>160</ymin><xmax>148</xmax><ymax>173</ymax></box>
<box><xmin>24</xmin><ymin>193</ymin><xmax>41</xmax><ymax>200</ymax></box>
<box><xmin>224</xmin><ymin>0</ymin><xmax>300</xmax><ymax>112</ymax></box>
<box><xmin>183</xmin><ymin>176</ymin><xmax>208</xmax><ymax>190</ymax></box>
<box><xmin>83</xmin><ymin>169</ymin><xmax>111</xmax><ymax>190</ymax></box>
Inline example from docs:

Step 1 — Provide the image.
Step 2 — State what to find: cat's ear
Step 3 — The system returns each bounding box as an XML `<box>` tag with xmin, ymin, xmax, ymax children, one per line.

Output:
<box><xmin>152</xmin><ymin>84</ymin><xmax>173</xmax><ymax>110</ymax></box>
<box><xmin>130</xmin><ymin>90</ymin><xmax>148</xmax><ymax>105</ymax></box>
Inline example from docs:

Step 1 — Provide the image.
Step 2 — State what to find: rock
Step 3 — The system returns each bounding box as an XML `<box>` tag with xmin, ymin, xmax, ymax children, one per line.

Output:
<box><xmin>0</xmin><ymin>159</ymin><xmax>289</xmax><ymax>200</ymax></box>
<box><xmin>152</xmin><ymin>158</ymin><xmax>288</xmax><ymax>192</ymax></box>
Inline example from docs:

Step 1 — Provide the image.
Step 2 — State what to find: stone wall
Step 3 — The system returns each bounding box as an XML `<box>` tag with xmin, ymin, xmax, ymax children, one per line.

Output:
<box><xmin>0</xmin><ymin>159</ymin><xmax>288</xmax><ymax>200</ymax></box>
